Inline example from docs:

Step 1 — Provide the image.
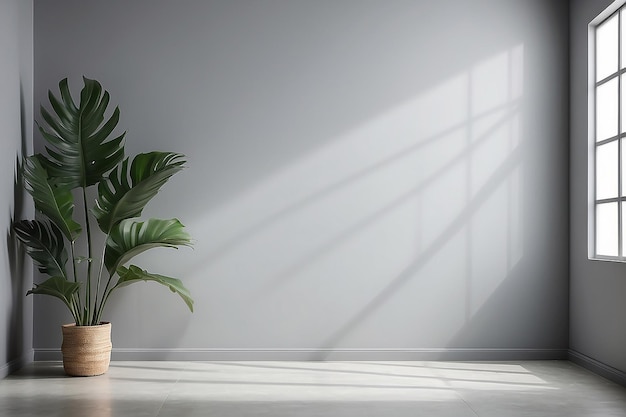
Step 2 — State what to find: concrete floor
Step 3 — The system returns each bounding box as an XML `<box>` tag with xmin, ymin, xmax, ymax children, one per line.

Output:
<box><xmin>1</xmin><ymin>361</ymin><xmax>626</xmax><ymax>416</ymax></box>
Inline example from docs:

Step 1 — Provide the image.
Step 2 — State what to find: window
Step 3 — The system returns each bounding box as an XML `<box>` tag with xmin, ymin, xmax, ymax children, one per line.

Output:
<box><xmin>591</xmin><ymin>2</ymin><xmax>626</xmax><ymax>260</ymax></box>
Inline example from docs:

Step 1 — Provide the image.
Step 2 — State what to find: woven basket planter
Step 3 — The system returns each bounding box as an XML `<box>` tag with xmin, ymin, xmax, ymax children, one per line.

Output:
<box><xmin>61</xmin><ymin>322</ymin><xmax>112</xmax><ymax>377</ymax></box>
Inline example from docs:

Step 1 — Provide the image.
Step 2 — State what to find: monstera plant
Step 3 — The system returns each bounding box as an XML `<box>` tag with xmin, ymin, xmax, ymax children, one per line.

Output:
<box><xmin>14</xmin><ymin>77</ymin><xmax>192</xmax><ymax>359</ymax></box>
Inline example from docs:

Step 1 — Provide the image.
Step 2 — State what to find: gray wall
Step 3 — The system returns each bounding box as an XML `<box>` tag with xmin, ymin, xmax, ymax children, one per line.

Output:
<box><xmin>569</xmin><ymin>0</ymin><xmax>626</xmax><ymax>378</ymax></box>
<box><xmin>33</xmin><ymin>0</ymin><xmax>570</xmax><ymax>360</ymax></box>
<box><xmin>0</xmin><ymin>0</ymin><xmax>33</xmax><ymax>377</ymax></box>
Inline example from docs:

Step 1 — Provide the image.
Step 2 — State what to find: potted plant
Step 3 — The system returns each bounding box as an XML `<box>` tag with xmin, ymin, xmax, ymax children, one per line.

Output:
<box><xmin>14</xmin><ymin>77</ymin><xmax>193</xmax><ymax>376</ymax></box>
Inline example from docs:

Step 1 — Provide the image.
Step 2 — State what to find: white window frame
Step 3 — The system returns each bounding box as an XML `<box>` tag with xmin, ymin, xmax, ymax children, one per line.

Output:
<box><xmin>589</xmin><ymin>0</ymin><xmax>626</xmax><ymax>261</ymax></box>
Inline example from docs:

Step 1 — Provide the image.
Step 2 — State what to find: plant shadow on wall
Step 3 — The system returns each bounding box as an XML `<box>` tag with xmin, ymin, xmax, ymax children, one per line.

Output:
<box><xmin>13</xmin><ymin>77</ymin><xmax>193</xmax><ymax>375</ymax></box>
<box><xmin>193</xmin><ymin>44</ymin><xmax>538</xmax><ymax>351</ymax></box>
<box><xmin>6</xmin><ymin>82</ymin><xmax>31</xmax><ymax>364</ymax></box>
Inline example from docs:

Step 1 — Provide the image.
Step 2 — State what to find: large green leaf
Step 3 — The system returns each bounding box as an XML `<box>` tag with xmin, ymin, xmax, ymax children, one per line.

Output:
<box><xmin>37</xmin><ymin>77</ymin><xmax>125</xmax><ymax>189</ymax></box>
<box><xmin>104</xmin><ymin>218</ymin><xmax>192</xmax><ymax>275</ymax></box>
<box><xmin>22</xmin><ymin>156</ymin><xmax>81</xmax><ymax>241</ymax></box>
<box><xmin>27</xmin><ymin>276</ymin><xmax>80</xmax><ymax>313</ymax></box>
<box><xmin>93</xmin><ymin>152</ymin><xmax>186</xmax><ymax>233</ymax></box>
<box><xmin>14</xmin><ymin>220</ymin><xmax>68</xmax><ymax>279</ymax></box>
<box><xmin>113</xmin><ymin>265</ymin><xmax>194</xmax><ymax>312</ymax></box>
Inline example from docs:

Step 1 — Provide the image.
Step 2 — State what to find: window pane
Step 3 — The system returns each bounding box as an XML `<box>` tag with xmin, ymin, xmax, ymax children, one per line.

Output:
<box><xmin>597</xmin><ymin>202</ymin><xmax>618</xmax><ymax>257</ymax></box>
<box><xmin>622</xmin><ymin>10</ymin><xmax>626</xmax><ymax>69</ymax></box>
<box><xmin>597</xmin><ymin>141</ymin><xmax>619</xmax><ymax>199</ymax></box>
<box><xmin>597</xmin><ymin>78</ymin><xmax>619</xmax><ymax>141</ymax></box>
<box><xmin>622</xmin><ymin>75</ymin><xmax>626</xmax><ymax>133</ymax></box>
<box><xmin>598</xmin><ymin>13</ymin><xmax>619</xmax><ymax>80</ymax></box>
<box><xmin>622</xmin><ymin>202</ymin><xmax>626</xmax><ymax>257</ymax></box>
<box><xmin>622</xmin><ymin>139</ymin><xmax>626</xmax><ymax>196</ymax></box>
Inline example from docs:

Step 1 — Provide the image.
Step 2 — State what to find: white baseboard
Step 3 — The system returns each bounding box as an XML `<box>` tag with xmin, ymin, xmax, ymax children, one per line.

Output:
<box><xmin>34</xmin><ymin>347</ymin><xmax>567</xmax><ymax>362</ymax></box>
<box><xmin>0</xmin><ymin>349</ymin><xmax>34</xmax><ymax>379</ymax></box>
<box><xmin>568</xmin><ymin>349</ymin><xmax>626</xmax><ymax>386</ymax></box>
<box><xmin>26</xmin><ymin>347</ymin><xmax>626</xmax><ymax>388</ymax></box>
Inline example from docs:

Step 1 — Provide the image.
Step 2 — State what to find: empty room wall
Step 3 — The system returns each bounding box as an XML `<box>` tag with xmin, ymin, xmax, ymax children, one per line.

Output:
<box><xmin>569</xmin><ymin>0</ymin><xmax>626</xmax><ymax>380</ymax></box>
<box><xmin>0</xmin><ymin>0</ymin><xmax>33</xmax><ymax>377</ymax></box>
<box><xmin>33</xmin><ymin>0</ymin><xmax>569</xmax><ymax>360</ymax></box>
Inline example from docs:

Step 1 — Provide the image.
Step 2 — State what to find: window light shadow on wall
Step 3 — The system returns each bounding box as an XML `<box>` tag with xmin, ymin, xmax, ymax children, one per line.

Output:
<box><xmin>180</xmin><ymin>44</ymin><xmax>524</xmax><ymax>349</ymax></box>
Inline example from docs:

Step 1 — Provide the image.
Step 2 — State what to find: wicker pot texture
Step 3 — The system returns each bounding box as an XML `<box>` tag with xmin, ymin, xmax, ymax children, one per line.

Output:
<box><xmin>61</xmin><ymin>322</ymin><xmax>112</xmax><ymax>377</ymax></box>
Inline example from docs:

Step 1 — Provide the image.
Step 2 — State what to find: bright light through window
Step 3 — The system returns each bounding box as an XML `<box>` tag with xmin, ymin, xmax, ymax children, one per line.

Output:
<box><xmin>597</xmin><ymin>14</ymin><xmax>619</xmax><ymax>82</ymax></box>
<box><xmin>591</xmin><ymin>4</ymin><xmax>626</xmax><ymax>260</ymax></box>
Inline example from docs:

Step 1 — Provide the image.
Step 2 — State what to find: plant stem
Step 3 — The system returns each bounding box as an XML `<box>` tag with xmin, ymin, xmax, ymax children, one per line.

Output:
<box><xmin>69</xmin><ymin>295</ymin><xmax>80</xmax><ymax>324</ymax></box>
<box><xmin>97</xmin><ymin>287</ymin><xmax>114</xmax><ymax>323</ymax></box>
<box><xmin>69</xmin><ymin>241</ymin><xmax>82</xmax><ymax>325</ymax></box>
<box><xmin>95</xmin><ymin>271</ymin><xmax>115</xmax><ymax>324</ymax></box>
<box><xmin>93</xmin><ymin>243</ymin><xmax>107</xmax><ymax>324</ymax></box>
<box><xmin>81</xmin><ymin>187</ymin><xmax>94</xmax><ymax>325</ymax></box>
